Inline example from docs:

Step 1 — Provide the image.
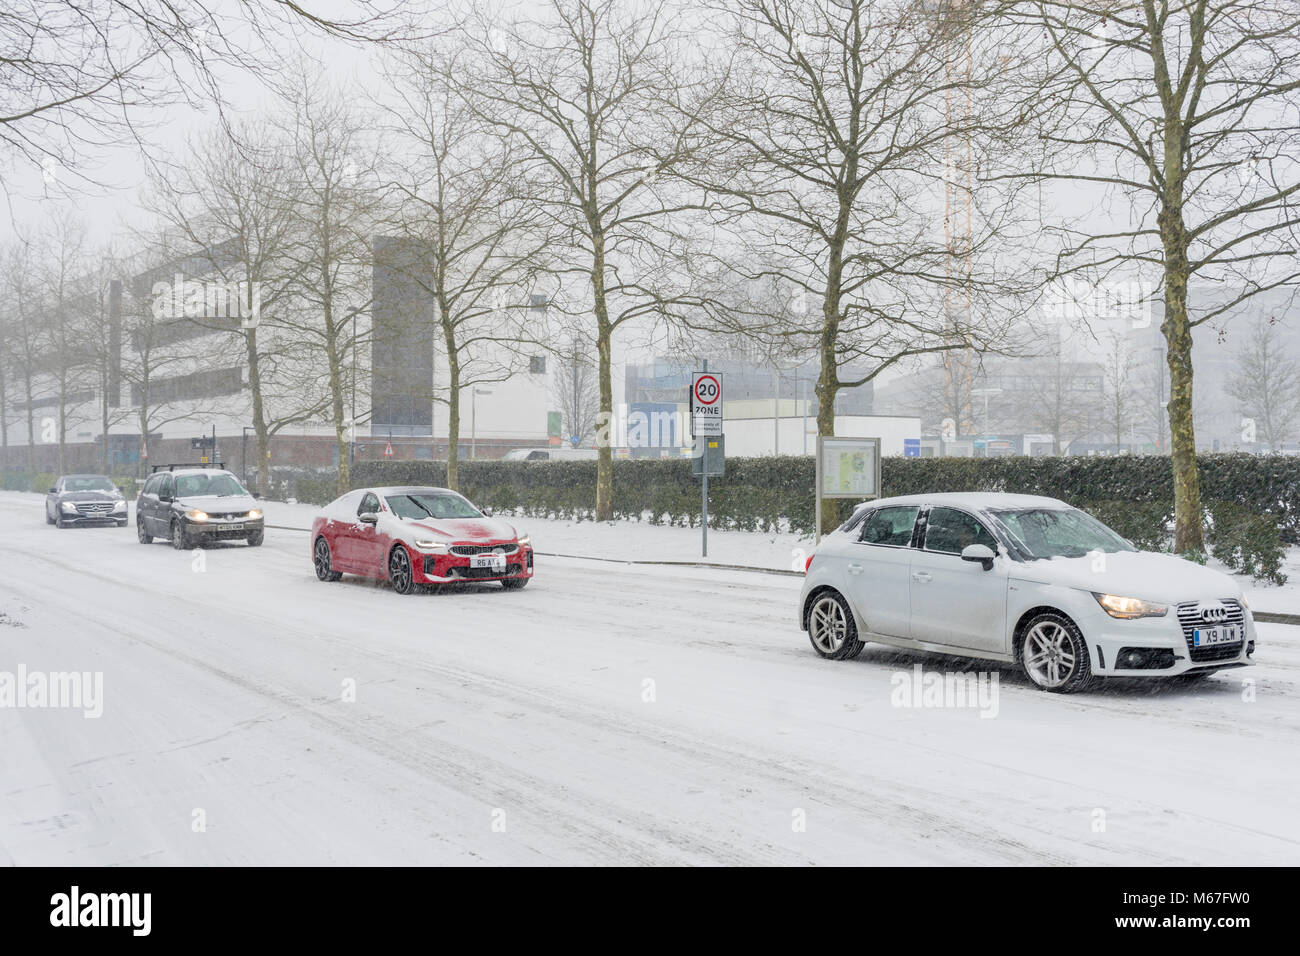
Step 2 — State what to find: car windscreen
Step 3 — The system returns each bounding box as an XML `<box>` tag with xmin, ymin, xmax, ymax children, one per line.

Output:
<box><xmin>385</xmin><ymin>493</ymin><xmax>482</xmax><ymax>520</ymax></box>
<box><xmin>64</xmin><ymin>477</ymin><xmax>116</xmax><ymax>493</ymax></box>
<box><xmin>174</xmin><ymin>473</ymin><xmax>248</xmax><ymax>498</ymax></box>
<box><xmin>989</xmin><ymin>507</ymin><xmax>1136</xmax><ymax>560</ymax></box>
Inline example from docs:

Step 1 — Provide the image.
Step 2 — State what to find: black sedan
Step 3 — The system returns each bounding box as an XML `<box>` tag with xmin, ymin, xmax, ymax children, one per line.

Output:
<box><xmin>45</xmin><ymin>475</ymin><xmax>128</xmax><ymax>528</ymax></box>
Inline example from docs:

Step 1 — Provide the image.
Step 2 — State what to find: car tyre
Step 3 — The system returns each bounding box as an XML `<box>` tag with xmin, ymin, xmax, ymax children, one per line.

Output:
<box><xmin>501</xmin><ymin>576</ymin><xmax>529</xmax><ymax>590</ymax></box>
<box><xmin>1018</xmin><ymin>611</ymin><xmax>1096</xmax><ymax>693</ymax></box>
<box><xmin>388</xmin><ymin>544</ymin><xmax>417</xmax><ymax>595</ymax></box>
<box><xmin>314</xmin><ymin>537</ymin><xmax>342</xmax><ymax>582</ymax></box>
<box><xmin>807</xmin><ymin>590</ymin><xmax>865</xmax><ymax>661</ymax></box>
<box><xmin>46</xmin><ymin>507</ymin><xmax>55</xmax><ymax>525</ymax></box>
<box><xmin>247</xmin><ymin>529</ymin><xmax>264</xmax><ymax>547</ymax></box>
<box><xmin>137</xmin><ymin>519</ymin><xmax>153</xmax><ymax>544</ymax></box>
<box><xmin>171</xmin><ymin>519</ymin><xmax>191</xmax><ymax>551</ymax></box>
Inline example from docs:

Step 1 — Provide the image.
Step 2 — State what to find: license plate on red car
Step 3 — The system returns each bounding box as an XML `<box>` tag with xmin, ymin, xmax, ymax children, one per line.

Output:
<box><xmin>470</xmin><ymin>554</ymin><xmax>505</xmax><ymax>570</ymax></box>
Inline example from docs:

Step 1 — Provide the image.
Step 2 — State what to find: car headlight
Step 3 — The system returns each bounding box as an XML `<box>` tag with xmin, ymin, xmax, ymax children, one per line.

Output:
<box><xmin>413</xmin><ymin>539</ymin><xmax>448</xmax><ymax>552</ymax></box>
<box><xmin>186</xmin><ymin>509</ymin><xmax>209</xmax><ymax>523</ymax></box>
<box><xmin>60</xmin><ymin>501</ymin><xmax>78</xmax><ymax>513</ymax></box>
<box><xmin>1092</xmin><ymin>592</ymin><xmax>1168</xmax><ymax>619</ymax></box>
<box><xmin>1240</xmin><ymin>595</ymin><xmax>1250</xmax><ymax>610</ymax></box>
<box><xmin>113</xmin><ymin>500</ymin><xmax>126</xmax><ymax>511</ymax></box>
<box><xmin>248</xmin><ymin>509</ymin><xmax>262</xmax><ymax>520</ymax></box>
<box><xmin>517</xmin><ymin>535</ymin><xmax>531</xmax><ymax>548</ymax></box>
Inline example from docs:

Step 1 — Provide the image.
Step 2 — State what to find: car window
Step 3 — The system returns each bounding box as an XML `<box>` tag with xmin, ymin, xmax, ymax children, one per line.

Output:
<box><xmin>923</xmin><ymin>507</ymin><xmax>999</xmax><ymax>555</ymax></box>
<box><xmin>837</xmin><ymin>508</ymin><xmax>871</xmax><ymax>535</ymax></box>
<box><xmin>358</xmin><ymin>493</ymin><xmax>380</xmax><ymax>515</ymax></box>
<box><xmin>526</xmin><ymin>450</ymin><xmax>549</xmax><ymax>460</ymax></box>
<box><xmin>159</xmin><ymin>474</ymin><xmax>173</xmax><ymax>498</ymax></box>
<box><xmin>64</xmin><ymin>476</ymin><xmax>116</xmax><ymax>493</ymax></box>
<box><xmin>174</xmin><ymin>473</ymin><xmax>247</xmax><ymax>497</ymax></box>
<box><xmin>385</xmin><ymin>493</ymin><xmax>482</xmax><ymax>520</ymax></box>
<box><xmin>858</xmin><ymin>506</ymin><xmax>919</xmax><ymax>547</ymax></box>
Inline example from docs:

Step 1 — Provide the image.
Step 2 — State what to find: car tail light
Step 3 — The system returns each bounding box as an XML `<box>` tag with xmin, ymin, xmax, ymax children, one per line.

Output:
<box><xmin>804</xmin><ymin>553</ymin><xmax>815</xmax><ymax>573</ymax></box>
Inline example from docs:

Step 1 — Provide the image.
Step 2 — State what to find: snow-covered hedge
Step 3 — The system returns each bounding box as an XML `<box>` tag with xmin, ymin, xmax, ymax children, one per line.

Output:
<box><xmin>350</xmin><ymin>452</ymin><xmax>1298</xmax><ymax>552</ymax></box>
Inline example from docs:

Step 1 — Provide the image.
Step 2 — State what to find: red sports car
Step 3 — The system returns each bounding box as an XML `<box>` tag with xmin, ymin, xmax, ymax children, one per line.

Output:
<box><xmin>310</xmin><ymin>486</ymin><xmax>534</xmax><ymax>594</ymax></box>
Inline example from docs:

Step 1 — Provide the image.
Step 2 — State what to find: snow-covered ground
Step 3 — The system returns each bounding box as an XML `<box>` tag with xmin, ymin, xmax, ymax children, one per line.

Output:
<box><xmin>2</xmin><ymin>490</ymin><xmax>1298</xmax><ymax>865</ymax></box>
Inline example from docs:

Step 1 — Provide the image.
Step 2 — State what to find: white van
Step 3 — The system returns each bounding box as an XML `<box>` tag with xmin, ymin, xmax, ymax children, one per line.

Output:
<box><xmin>503</xmin><ymin>447</ymin><xmax>598</xmax><ymax>461</ymax></box>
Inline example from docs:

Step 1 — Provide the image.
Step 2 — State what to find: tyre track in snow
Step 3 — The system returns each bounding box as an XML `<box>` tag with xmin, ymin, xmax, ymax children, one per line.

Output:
<box><xmin>3</xmin><ymin>499</ymin><xmax>1297</xmax><ymax>864</ymax></box>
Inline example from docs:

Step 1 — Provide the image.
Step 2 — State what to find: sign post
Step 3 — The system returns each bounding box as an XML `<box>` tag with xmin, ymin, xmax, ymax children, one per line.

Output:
<box><xmin>815</xmin><ymin>436</ymin><xmax>881</xmax><ymax>544</ymax></box>
<box><xmin>691</xmin><ymin>364</ymin><xmax>724</xmax><ymax>557</ymax></box>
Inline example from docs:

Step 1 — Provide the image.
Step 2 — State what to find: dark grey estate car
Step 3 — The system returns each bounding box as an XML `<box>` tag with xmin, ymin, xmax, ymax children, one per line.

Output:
<box><xmin>45</xmin><ymin>475</ymin><xmax>128</xmax><ymax>528</ymax></box>
<box><xmin>136</xmin><ymin>464</ymin><xmax>265</xmax><ymax>549</ymax></box>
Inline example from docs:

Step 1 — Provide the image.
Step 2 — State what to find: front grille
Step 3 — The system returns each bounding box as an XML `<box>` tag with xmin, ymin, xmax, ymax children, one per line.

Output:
<box><xmin>450</xmin><ymin>543</ymin><xmax>517</xmax><ymax>556</ymax></box>
<box><xmin>75</xmin><ymin>503</ymin><xmax>115</xmax><ymax>516</ymax></box>
<box><xmin>1176</xmin><ymin>600</ymin><xmax>1247</xmax><ymax>663</ymax></box>
<box><xmin>206</xmin><ymin>512</ymin><xmax>249</xmax><ymax>520</ymax></box>
<box><xmin>453</xmin><ymin>563</ymin><xmax>522</xmax><ymax>579</ymax></box>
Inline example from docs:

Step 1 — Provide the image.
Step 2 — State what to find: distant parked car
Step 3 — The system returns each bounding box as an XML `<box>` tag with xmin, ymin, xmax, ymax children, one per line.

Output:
<box><xmin>310</xmin><ymin>486</ymin><xmax>533</xmax><ymax>594</ymax></box>
<box><xmin>502</xmin><ymin>447</ymin><xmax>597</xmax><ymax>461</ymax></box>
<box><xmin>799</xmin><ymin>492</ymin><xmax>1256</xmax><ymax>692</ymax></box>
<box><xmin>136</xmin><ymin>465</ymin><xmax>264</xmax><ymax>549</ymax></box>
<box><xmin>45</xmin><ymin>475</ymin><xmax>127</xmax><ymax>528</ymax></box>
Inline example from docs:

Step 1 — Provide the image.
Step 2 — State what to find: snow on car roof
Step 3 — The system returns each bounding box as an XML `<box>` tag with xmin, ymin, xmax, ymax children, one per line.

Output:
<box><xmin>370</xmin><ymin>486</ymin><xmax>459</xmax><ymax>496</ymax></box>
<box><xmin>854</xmin><ymin>492</ymin><xmax>1070</xmax><ymax>512</ymax></box>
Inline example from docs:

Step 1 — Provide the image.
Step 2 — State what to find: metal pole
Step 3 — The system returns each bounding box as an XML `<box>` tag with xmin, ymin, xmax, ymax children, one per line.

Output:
<box><xmin>471</xmin><ymin>390</ymin><xmax>476</xmax><ymax>460</ymax></box>
<box><xmin>815</xmin><ymin>435</ymin><xmax>822</xmax><ymax>546</ymax></box>
<box><xmin>701</xmin><ymin>359</ymin><xmax>708</xmax><ymax>558</ymax></box>
<box><xmin>773</xmin><ymin>364</ymin><xmax>779</xmax><ymax>456</ymax></box>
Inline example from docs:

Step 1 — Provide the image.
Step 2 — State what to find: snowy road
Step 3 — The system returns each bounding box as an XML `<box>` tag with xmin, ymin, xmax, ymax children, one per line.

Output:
<box><xmin>1</xmin><ymin>491</ymin><xmax>1298</xmax><ymax>866</ymax></box>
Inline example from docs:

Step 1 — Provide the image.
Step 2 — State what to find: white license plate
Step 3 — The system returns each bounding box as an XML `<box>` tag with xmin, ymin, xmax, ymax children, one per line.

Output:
<box><xmin>1193</xmin><ymin>624</ymin><xmax>1242</xmax><ymax>646</ymax></box>
<box><xmin>225</xmin><ymin>523</ymin><xmax>244</xmax><ymax>531</ymax></box>
<box><xmin>470</xmin><ymin>554</ymin><xmax>505</xmax><ymax>569</ymax></box>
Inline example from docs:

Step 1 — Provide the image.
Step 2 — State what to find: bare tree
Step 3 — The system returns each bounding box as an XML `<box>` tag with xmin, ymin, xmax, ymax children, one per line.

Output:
<box><xmin>1101</xmin><ymin>330</ymin><xmax>1138</xmax><ymax>452</ymax></box>
<box><xmin>1225</xmin><ymin>316</ymin><xmax>1300</xmax><ymax>451</ymax></box>
<box><xmin>1000</xmin><ymin>0</ymin><xmax>1300</xmax><ymax>550</ymax></box>
<box><xmin>453</xmin><ymin>0</ymin><xmax>718</xmax><ymax>519</ymax></box>
<box><xmin>550</xmin><ymin>332</ymin><xmax>601</xmax><ymax>447</ymax></box>
<box><xmin>36</xmin><ymin>211</ymin><xmax>96</xmax><ymax>473</ymax></box>
<box><xmin>691</xmin><ymin>0</ymin><xmax>1032</xmax><ymax>530</ymax></box>
<box><xmin>1</xmin><ymin>239</ymin><xmax>44</xmax><ymax>472</ymax></box>
<box><xmin>145</xmin><ymin>122</ymin><xmax>310</xmax><ymax>495</ymax></box>
<box><xmin>0</xmin><ymin>0</ymin><xmax>424</xmax><ymax>200</ymax></box>
<box><xmin>276</xmin><ymin>79</ymin><xmax>378</xmax><ymax>495</ymax></box>
<box><xmin>378</xmin><ymin>46</ymin><xmax>544</xmax><ymax>490</ymax></box>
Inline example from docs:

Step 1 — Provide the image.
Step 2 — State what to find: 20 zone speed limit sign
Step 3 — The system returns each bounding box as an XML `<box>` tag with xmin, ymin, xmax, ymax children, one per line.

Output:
<box><xmin>691</xmin><ymin>372</ymin><xmax>723</xmax><ymax>436</ymax></box>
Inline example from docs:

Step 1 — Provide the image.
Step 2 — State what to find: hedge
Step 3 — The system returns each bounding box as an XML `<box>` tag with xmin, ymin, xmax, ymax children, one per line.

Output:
<box><xmin>348</xmin><ymin>453</ymin><xmax>1294</xmax><ymax>583</ymax></box>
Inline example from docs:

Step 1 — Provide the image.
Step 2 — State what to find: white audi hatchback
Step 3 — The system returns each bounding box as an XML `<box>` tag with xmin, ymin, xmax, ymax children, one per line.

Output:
<box><xmin>798</xmin><ymin>493</ymin><xmax>1256</xmax><ymax>692</ymax></box>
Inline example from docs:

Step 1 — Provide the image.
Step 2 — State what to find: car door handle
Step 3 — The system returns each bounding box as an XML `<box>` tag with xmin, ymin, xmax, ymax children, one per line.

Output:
<box><xmin>912</xmin><ymin>571</ymin><xmax>932</xmax><ymax>583</ymax></box>
<box><xmin>846</xmin><ymin>563</ymin><xmax>864</xmax><ymax>575</ymax></box>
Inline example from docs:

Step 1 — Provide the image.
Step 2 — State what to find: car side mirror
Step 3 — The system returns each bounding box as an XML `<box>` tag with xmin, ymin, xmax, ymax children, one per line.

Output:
<box><xmin>159</xmin><ymin>494</ymin><xmax>172</xmax><ymax>503</ymax></box>
<box><xmin>358</xmin><ymin>512</ymin><xmax>379</xmax><ymax>525</ymax></box>
<box><xmin>251</xmin><ymin>491</ymin><xmax>262</xmax><ymax>500</ymax></box>
<box><xmin>481</xmin><ymin>506</ymin><xmax>493</xmax><ymax>517</ymax></box>
<box><xmin>961</xmin><ymin>543</ymin><xmax>996</xmax><ymax>571</ymax></box>
<box><xmin>49</xmin><ymin>486</ymin><xmax>57</xmax><ymax>494</ymax></box>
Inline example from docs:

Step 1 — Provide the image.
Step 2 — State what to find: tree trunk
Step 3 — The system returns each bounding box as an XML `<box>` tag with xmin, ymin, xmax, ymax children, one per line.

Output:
<box><xmin>245</xmin><ymin>329</ymin><xmax>271</xmax><ymax>497</ymax></box>
<box><xmin>24</xmin><ymin>373</ymin><xmax>35</xmax><ymax>475</ymax></box>
<box><xmin>441</xmin><ymin>299</ymin><xmax>460</xmax><ymax>492</ymax></box>
<box><xmin>1159</xmin><ymin>149</ymin><xmax>1204</xmax><ymax>552</ymax></box>
<box><xmin>591</xmin><ymin>227</ymin><xmax>614</xmax><ymax>522</ymax></box>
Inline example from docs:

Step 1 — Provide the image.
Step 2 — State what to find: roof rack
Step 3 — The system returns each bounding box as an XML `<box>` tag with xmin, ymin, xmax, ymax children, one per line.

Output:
<box><xmin>150</xmin><ymin>462</ymin><xmax>225</xmax><ymax>473</ymax></box>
